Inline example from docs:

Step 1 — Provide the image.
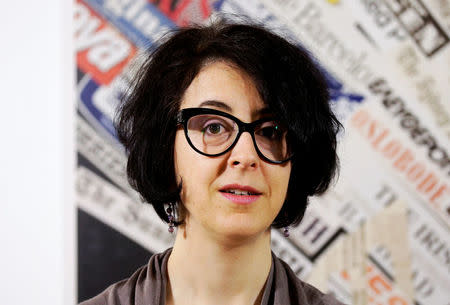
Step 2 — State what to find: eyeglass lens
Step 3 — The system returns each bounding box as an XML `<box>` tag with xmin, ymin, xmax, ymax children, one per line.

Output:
<box><xmin>186</xmin><ymin>114</ymin><xmax>290</xmax><ymax>162</ymax></box>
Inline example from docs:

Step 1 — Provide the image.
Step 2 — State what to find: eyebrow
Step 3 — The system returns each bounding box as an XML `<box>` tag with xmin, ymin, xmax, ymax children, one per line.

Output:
<box><xmin>198</xmin><ymin>100</ymin><xmax>271</xmax><ymax>116</ymax></box>
<box><xmin>198</xmin><ymin>100</ymin><xmax>232</xmax><ymax>112</ymax></box>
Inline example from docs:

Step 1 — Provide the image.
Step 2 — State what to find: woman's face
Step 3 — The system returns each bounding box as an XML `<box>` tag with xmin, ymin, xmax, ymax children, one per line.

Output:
<box><xmin>174</xmin><ymin>61</ymin><xmax>291</xmax><ymax>240</ymax></box>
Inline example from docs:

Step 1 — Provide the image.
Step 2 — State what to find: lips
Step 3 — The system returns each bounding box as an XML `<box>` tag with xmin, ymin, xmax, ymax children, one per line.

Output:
<box><xmin>219</xmin><ymin>184</ymin><xmax>262</xmax><ymax>205</ymax></box>
<box><xmin>219</xmin><ymin>184</ymin><xmax>262</xmax><ymax>195</ymax></box>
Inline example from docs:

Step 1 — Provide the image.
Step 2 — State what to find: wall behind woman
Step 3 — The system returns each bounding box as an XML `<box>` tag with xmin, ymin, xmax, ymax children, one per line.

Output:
<box><xmin>0</xmin><ymin>1</ymin><xmax>75</xmax><ymax>305</ymax></box>
<box><xmin>75</xmin><ymin>0</ymin><xmax>450</xmax><ymax>304</ymax></box>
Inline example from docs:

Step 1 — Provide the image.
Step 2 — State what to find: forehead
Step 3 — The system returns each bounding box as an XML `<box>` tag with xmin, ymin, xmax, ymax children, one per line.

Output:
<box><xmin>180</xmin><ymin>61</ymin><xmax>267</xmax><ymax>117</ymax></box>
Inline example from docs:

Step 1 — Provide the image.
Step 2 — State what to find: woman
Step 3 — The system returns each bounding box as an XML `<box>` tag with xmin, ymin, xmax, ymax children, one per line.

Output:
<box><xmin>80</xmin><ymin>19</ymin><xmax>343</xmax><ymax>305</ymax></box>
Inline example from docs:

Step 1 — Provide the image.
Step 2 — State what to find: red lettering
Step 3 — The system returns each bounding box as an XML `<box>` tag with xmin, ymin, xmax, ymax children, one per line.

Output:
<box><xmin>369</xmin><ymin>274</ymin><xmax>392</xmax><ymax>294</ymax></box>
<box><xmin>406</xmin><ymin>163</ymin><xmax>426</xmax><ymax>182</ymax></box>
<box><xmin>350</xmin><ymin>107</ymin><xmax>448</xmax><ymax>221</ymax></box>
<box><xmin>388</xmin><ymin>296</ymin><xmax>408</xmax><ymax>305</ymax></box>
<box><xmin>75</xmin><ymin>1</ymin><xmax>136</xmax><ymax>85</ymax></box>
<box><xmin>372</xmin><ymin>129</ymin><xmax>390</xmax><ymax>150</ymax></box>
<box><xmin>417</xmin><ymin>173</ymin><xmax>438</xmax><ymax>193</ymax></box>
<box><xmin>381</xmin><ymin>140</ymin><xmax>402</xmax><ymax>159</ymax></box>
<box><xmin>153</xmin><ymin>0</ymin><xmax>211</xmax><ymax>25</ymax></box>
<box><xmin>368</xmin><ymin>120</ymin><xmax>381</xmax><ymax>139</ymax></box>
<box><xmin>430</xmin><ymin>185</ymin><xmax>448</xmax><ymax>207</ymax></box>
<box><xmin>351</xmin><ymin>109</ymin><xmax>370</xmax><ymax>128</ymax></box>
<box><xmin>393</xmin><ymin>149</ymin><xmax>414</xmax><ymax>171</ymax></box>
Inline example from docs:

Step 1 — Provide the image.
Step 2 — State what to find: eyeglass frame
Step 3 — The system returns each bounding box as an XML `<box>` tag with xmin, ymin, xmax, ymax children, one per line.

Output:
<box><xmin>176</xmin><ymin>107</ymin><xmax>294</xmax><ymax>164</ymax></box>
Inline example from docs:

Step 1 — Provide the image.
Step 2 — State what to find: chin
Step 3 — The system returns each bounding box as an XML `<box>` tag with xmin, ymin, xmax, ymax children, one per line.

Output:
<box><xmin>214</xmin><ymin>219</ymin><xmax>270</xmax><ymax>241</ymax></box>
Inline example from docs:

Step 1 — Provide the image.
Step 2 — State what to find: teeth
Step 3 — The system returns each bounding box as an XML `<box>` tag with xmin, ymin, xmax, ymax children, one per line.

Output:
<box><xmin>226</xmin><ymin>189</ymin><xmax>253</xmax><ymax>195</ymax></box>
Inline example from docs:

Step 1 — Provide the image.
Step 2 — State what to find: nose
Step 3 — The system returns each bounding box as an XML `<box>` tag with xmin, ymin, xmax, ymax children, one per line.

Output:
<box><xmin>228</xmin><ymin>132</ymin><xmax>259</xmax><ymax>169</ymax></box>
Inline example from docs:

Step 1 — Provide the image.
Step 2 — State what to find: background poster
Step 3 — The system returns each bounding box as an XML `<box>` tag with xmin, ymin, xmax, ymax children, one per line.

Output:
<box><xmin>75</xmin><ymin>0</ymin><xmax>450</xmax><ymax>303</ymax></box>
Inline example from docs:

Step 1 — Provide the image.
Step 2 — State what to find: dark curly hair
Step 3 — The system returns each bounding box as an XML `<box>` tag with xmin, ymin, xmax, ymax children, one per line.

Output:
<box><xmin>115</xmin><ymin>19</ymin><xmax>342</xmax><ymax>229</ymax></box>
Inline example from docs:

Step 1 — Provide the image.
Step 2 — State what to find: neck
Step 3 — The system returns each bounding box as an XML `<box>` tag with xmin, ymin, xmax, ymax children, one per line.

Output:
<box><xmin>166</xmin><ymin>221</ymin><xmax>272</xmax><ymax>305</ymax></box>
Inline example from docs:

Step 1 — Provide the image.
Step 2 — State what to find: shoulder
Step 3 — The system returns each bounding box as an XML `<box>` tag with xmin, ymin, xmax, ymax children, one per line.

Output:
<box><xmin>272</xmin><ymin>253</ymin><xmax>345</xmax><ymax>305</ymax></box>
<box><xmin>79</xmin><ymin>248</ymin><xmax>172</xmax><ymax>305</ymax></box>
<box><xmin>78</xmin><ymin>276</ymin><xmax>136</xmax><ymax>305</ymax></box>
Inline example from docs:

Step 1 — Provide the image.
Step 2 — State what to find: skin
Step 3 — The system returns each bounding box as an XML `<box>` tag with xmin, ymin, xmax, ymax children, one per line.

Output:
<box><xmin>166</xmin><ymin>61</ymin><xmax>291</xmax><ymax>305</ymax></box>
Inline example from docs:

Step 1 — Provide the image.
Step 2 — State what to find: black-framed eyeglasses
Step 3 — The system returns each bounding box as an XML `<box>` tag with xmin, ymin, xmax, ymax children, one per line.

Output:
<box><xmin>176</xmin><ymin>108</ymin><xmax>293</xmax><ymax>164</ymax></box>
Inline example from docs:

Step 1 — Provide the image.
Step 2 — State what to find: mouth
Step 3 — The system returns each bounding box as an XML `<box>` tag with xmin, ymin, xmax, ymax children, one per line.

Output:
<box><xmin>219</xmin><ymin>184</ymin><xmax>262</xmax><ymax>195</ymax></box>
<box><xmin>220</xmin><ymin>189</ymin><xmax>259</xmax><ymax>195</ymax></box>
<box><xmin>219</xmin><ymin>184</ymin><xmax>262</xmax><ymax>205</ymax></box>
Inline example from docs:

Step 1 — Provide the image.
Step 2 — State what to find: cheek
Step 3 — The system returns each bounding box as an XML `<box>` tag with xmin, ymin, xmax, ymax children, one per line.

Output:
<box><xmin>174</xmin><ymin>131</ymin><xmax>200</xmax><ymax>192</ymax></box>
<box><xmin>174</xmin><ymin>131</ymin><xmax>189</xmax><ymax>182</ymax></box>
<box><xmin>174</xmin><ymin>131</ymin><xmax>218</xmax><ymax>201</ymax></box>
<box><xmin>270</xmin><ymin>165</ymin><xmax>291</xmax><ymax>200</ymax></box>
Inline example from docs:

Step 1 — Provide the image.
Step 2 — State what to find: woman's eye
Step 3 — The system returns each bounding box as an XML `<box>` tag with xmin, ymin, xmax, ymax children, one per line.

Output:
<box><xmin>262</xmin><ymin>127</ymin><xmax>275</xmax><ymax>138</ymax></box>
<box><xmin>259</xmin><ymin>125</ymin><xmax>281</xmax><ymax>139</ymax></box>
<box><xmin>203</xmin><ymin>123</ymin><xmax>223</xmax><ymax>135</ymax></box>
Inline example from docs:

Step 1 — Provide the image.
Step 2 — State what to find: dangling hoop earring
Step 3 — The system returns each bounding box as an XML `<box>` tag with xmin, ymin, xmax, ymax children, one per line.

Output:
<box><xmin>283</xmin><ymin>226</ymin><xmax>290</xmax><ymax>237</ymax></box>
<box><xmin>166</xmin><ymin>202</ymin><xmax>175</xmax><ymax>233</ymax></box>
<box><xmin>282</xmin><ymin>210</ymin><xmax>290</xmax><ymax>237</ymax></box>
